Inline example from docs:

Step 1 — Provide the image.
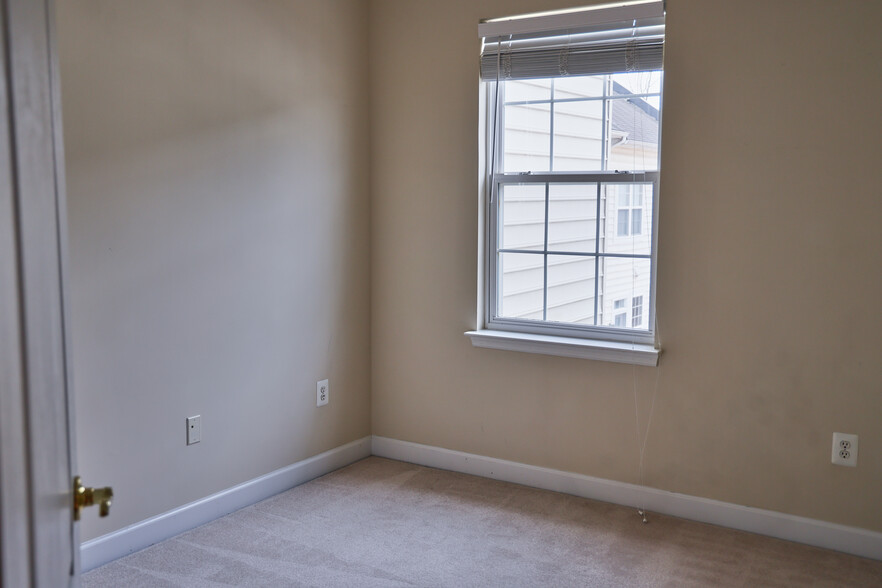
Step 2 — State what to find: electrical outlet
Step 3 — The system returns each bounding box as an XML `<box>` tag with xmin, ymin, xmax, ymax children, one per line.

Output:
<box><xmin>186</xmin><ymin>415</ymin><xmax>201</xmax><ymax>445</ymax></box>
<box><xmin>831</xmin><ymin>432</ymin><xmax>858</xmax><ymax>467</ymax></box>
<box><xmin>316</xmin><ymin>379</ymin><xmax>329</xmax><ymax>407</ymax></box>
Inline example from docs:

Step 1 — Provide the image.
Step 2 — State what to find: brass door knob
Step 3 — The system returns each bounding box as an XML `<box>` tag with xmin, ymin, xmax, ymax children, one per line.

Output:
<box><xmin>73</xmin><ymin>476</ymin><xmax>113</xmax><ymax>521</ymax></box>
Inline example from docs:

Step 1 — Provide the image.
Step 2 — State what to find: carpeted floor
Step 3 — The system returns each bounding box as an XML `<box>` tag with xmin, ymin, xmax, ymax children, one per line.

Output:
<box><xmin>83</xmin><ymin>457</ymin><xmax>882</xmax><ymax>587</ymax></box>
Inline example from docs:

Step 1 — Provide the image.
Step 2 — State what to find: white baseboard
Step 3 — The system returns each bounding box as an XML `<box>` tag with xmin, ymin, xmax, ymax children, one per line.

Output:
<box><xmin>82</xmin><ymin>434</ymin><xmax>881</xmax><ymax>571</ymax></box>
<box><xmin>80</xmin><ymin>436</ymin><xmax>372</xmax><ymax>572</ymax></box>
<box><xmin>371</xmin><ymin>435</ymin><xmax>882</xmax><ymax>561</ymax></box>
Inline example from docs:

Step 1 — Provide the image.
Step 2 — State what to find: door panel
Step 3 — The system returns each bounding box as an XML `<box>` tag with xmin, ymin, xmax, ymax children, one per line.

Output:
<box><xmin>0</xmin><ymin>0</ymin><xmax>78</xmax><ymax>585</ymax></box>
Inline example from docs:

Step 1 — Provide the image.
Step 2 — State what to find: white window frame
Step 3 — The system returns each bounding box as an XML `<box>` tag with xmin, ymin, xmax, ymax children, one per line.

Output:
<box><xmin>466</xmin><ymin>2</ymin><xmax>663</xmax><ymax>366</ymax></box>
<box><xmin>485</xmin><ymin>168</ymin><xmax>659</xmax><ymax>347</ymax></box>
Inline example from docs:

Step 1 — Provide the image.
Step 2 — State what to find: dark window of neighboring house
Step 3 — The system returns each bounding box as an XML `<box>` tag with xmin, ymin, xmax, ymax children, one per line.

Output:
<box><xmin>632</xmin><ymin>295</ymin><xmax>643</xmax><ymax>328</ymax></box>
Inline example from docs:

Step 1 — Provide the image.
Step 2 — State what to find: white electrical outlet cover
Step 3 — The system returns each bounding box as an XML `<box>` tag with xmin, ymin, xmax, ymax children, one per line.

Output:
<box><xmin>831</xmin><ymin>432</ymin><xmax>858</xmax><ymax>467</ymax></box>
<box><xmin>317</xmin><ymin>379</ymin><xmax>329</xmax><ymax>407</ymax></box>
<box><xmin>187</xmin><ymin>415</ymin><xmax>201</xmax><ymax>445</ymax></box>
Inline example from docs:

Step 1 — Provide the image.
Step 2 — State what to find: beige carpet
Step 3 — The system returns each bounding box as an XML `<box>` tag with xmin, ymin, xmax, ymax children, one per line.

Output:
<box><xmin>83</xmin><ymin>457</ymin><xmax>882</xmax><ymax>587</ymax></box>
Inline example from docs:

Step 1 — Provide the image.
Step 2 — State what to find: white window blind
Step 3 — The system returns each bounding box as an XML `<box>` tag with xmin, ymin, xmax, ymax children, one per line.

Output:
<box><xmin>479</xmin><ymin>1</ymin><xmax>665</xmax><ymax>81</ymax></box>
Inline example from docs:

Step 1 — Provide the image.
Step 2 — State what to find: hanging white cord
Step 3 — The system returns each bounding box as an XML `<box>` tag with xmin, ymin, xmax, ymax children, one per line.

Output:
<box><xmin>488</xmin><ymin>38</ymin><xmax>500</xmax><ymax>204</ymax></box>
<box><xmin>633</xmin><ymin>316</ymin><xmax>661</xmax><ymax>523</ymax></box>
<box><xmin>624</xmin><ymin>53</ymin><xmax>661</xmax><ymax>524</ymax></box>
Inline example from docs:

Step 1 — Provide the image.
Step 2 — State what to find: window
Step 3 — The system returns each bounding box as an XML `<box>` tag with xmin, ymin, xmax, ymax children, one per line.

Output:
<box><xmin>617</xmin><ymin>186</ymin><xmax>643</xmax><ymax>237</ymax></box>
<box><xmin>613</xmin><ymin>298</ymin><xmax>627</xmax><ymax>327</ymax></box>
<box><xmin>632</xmin><ymin>295</ymin><xmax>643</xmax><ymax>328</ymax></box>
<box><xmin>467</xmin><ymin>1</ymin><xmax>664</xmax><ymax>365</ymax></box>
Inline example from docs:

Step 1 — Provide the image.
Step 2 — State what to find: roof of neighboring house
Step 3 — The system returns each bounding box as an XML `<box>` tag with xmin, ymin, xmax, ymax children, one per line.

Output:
<box><xmin>610</xmin><ymin>81</ymin><xmax>659</xmax><ymax>145</ymax></box>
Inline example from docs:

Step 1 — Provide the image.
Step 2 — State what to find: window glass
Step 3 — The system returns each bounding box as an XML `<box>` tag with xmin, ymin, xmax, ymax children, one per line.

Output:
<box><xmin>498</xmin><ymin>252</ymin><xmax>543</xmax><ymax>321</ymax></box>
<box><xmin>607</xmin><ymin>183</ymin><xmax>652</xmax><ymax>253</ymax></box>
<box><xmin>632</xmin><ymin>295</ymin><xmax>644</xmax><ymax>327</ymax></box>
<box><xmin>500</xmin><ymin>184</ymin><xmax>546</xmax><ymax>251</ymax></box>
<box><xmin>607</xmin><ymin>97</ymin><xmax>659</xmax><ymax>172</ymax></box>
<box><xmin>546</xmin><ymin>255</ymin><xmax>596</xmax><ymax>324</ymax></box>
<box><xmin>617</xmin><ymin>209</ymin><xmax>629</xmax><ymax>237</ymax></box>
<box><xmin>547</xmin><ymin>184</ymin><xmax>597</xmax><ymax>253</ymax></box>
<box><xmin>631</xmin><ymin>209</ymin><xmax>643</xmax><ymax>236</ymax></box>
<box><xmin>490</xmin><ymin>71</ymin><xmax>660</xmax><ymax>340</ymax></box>
<box><xmin>554</xmin><ymin>75</ymin><xmax>604</xmax><ymax>100</ymax></box>
<box><xmin>503</xmin><ymin>103</ymin><xmax>550</xmax><ymax>172</ymax></box>
<box><xmin>552</xmin><ymin>100</ymin><xmax>604</xmax><ymax>171</ymax></box>
<box><xmin>602</xmin><ymin>258</ymin><xmax>651</xmax><ymax>331</ymax></box>
<box><xmin>506</xmin><ymin>79</ymin><xmax>552</xmax><ymax>102</ymax></box>
<box><xmin>611</xmin><ymin>71</ymin><xmax>662</xmax><ymax>108</ymax></box>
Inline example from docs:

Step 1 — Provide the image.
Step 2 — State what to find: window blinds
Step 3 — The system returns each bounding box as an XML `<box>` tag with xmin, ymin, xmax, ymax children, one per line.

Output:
<box><xmin>479</xmin><ymin>1</ymin><xmax>665</xmax><ymax>81</ymax></box>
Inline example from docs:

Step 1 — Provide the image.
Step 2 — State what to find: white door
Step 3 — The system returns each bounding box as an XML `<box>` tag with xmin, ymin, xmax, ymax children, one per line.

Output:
<box><xmin>0</xmin><ymin>0</ymin><xmax>89</xmax><ymax>585</ymax></box>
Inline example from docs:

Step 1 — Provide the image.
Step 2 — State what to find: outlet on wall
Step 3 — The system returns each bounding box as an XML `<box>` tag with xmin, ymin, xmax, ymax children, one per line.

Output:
<box><xmin>831</xmin><ymin>432</ymin><xmax>858</xmax><ymax>467</ymax></box>
<box><xmin>317</xmin><ymin>379</ymin><xmax>329</xmax><ymax>407</ymax></box>
<box><xmin>186</xmin><ymin>415</ymin><xmax>201</xmax><ymax>445</ymax></box>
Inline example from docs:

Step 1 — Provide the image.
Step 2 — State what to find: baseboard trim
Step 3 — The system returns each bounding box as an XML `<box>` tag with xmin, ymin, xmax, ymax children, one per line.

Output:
<box><xmin>80</xmin><ymin>436</ymin><xmax>372</xmax><ymax>572</ymax></box>
<box><xmin>371</xmin><ymin>435</ymin><xmax>882</xmax><ymax>561</ymax></box>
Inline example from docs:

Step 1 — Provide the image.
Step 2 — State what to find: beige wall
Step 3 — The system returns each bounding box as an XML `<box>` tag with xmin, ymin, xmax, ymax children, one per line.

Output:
<box><xmin>58</xmin><ymin>0</ymin><xmax>882</xmax><ymax>544</ymax></box>
<box><xmin>370</xmin><ymin>0</ymin><xmax>882</xmax><ymax>532</ymax></box>
<box><xmin>58</xmin><ymin>0</ymin><xmax>371</xmax><ymax>541</ymax></box>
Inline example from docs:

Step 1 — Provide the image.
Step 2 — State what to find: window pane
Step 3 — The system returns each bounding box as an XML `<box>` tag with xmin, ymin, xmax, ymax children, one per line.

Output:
<box><xmin>546</xmin><ymin>255</ymin><xmax>596</xmax><ymax>325</ymax></box>
<box><xmin>631</xmin><ymin>295</ymin><xmax>644</xmax><ymax>328</ymax></box>
<box><xmin>617</xmin><ymin>209</ymin><xmax>629</xmax><ymax>237</ymax></box>
<box><xmin>604</xmin><ymin>183</ymin><xmax>653</xmax><ymax>255</ymax></box>
<box><xmin>552</xmin><ymin>100</ymin><xmax>603</xmax><ymax>171</ymax></box>
<box><xmin>500</xmin><ymin>184</ymin><xmax>546</xmax><ymax>251</ymax></box>
<box><xmin>505</xmin><ymin>79</ymin><xmax>551</xmax><ymax>103</ymax></box>
<box><xmin>600</xmin><ymin>257</ymin><xmax>651</xmax><ymax>330</ymax></box>
<box><xmin>554</xmin><ymin>75</ymin><xmax>604</xmax><ymax>100</ymax></box>
<box><xmin>498</xmin><ymin>252</ymin><xmax>544</xmax><ymax>321</ymax></box>
<box><xmin>607</xmin><ymin>97</ymin><xmax>659</xmax><ymax>172</ymax></box>
<box><xmin>631</xmin><ymin>209</ymin><xmax>643</xmax><ymax>236</ymax></box>
<box><xmin>547</xmin><ymin>183</ymin><xmax>596</xmax><ymax>253</ymax></box>
<box><xmin>491</xmin><ymin>66</ymin><xmax>661</xmax><ymax>340</ymax></box>
<box><xmin>504</xmin><ymin>103</ymin><xmax>550</xmax><ymax>172</ymax></box>
<box><xmin>611</xmin><ymin>71</ymin><xmax>662</xmax><ymax>99</ymax></box>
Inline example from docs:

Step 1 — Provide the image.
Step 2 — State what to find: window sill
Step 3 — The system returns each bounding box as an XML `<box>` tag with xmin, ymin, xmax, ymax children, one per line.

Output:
<box><xmin>464</xmin><ymin>329</ymin><xmax>660</xmax><ymax>366</ymax></box>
